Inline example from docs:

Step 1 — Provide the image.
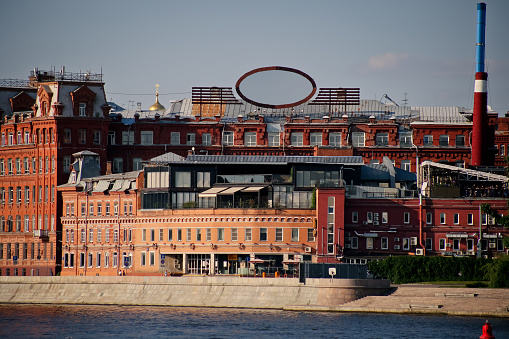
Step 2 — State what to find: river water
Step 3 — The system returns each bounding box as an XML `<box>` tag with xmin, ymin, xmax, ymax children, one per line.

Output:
<box><xmin>1</xmin><ymin>304</ymin><xmax>508</xmax><ymax>339</ymax></box>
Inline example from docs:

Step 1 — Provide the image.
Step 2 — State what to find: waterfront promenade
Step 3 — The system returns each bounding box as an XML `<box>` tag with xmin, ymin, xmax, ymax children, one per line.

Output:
<box><xmin>288</xmin><ymin>284</ymin><xmax>509</xmax><ymax>317</ymax></box>
<box><xmin>1</xmin><ymin>276</ymin><xmax>508</xmax><ymax>317</ymax></box>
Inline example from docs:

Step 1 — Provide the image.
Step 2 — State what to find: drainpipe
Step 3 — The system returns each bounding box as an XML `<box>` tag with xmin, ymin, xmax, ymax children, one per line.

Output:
<box><xmin>413</xmin><ymin>143</ymin><xmax>425</xmax><ymax>253</ymax></box>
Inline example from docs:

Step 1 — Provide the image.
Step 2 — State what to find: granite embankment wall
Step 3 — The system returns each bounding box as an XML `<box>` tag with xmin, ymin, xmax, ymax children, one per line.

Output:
<box><xmin>0</xmin><ymin>276</ymin><xmax>389</xmax><ymax>309</ymax></box>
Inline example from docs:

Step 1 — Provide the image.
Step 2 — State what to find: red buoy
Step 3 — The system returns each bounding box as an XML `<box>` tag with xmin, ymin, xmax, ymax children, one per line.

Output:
<box><xmin>480</xmin><ymin>320</ymin><xmax>495</xmax><ymax>339</ymax></box>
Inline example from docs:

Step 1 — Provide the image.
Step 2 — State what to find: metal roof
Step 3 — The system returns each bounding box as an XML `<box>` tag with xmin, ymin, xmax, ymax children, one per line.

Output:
<box><xmin>179</xmin><ymin>155</ymin><xmax>364</xmax><ymax>166</ymax></box>
<box><xmin>421</xmin><ymin>161</ymin><xmax>508</xmax><ymax>182</ymax></box>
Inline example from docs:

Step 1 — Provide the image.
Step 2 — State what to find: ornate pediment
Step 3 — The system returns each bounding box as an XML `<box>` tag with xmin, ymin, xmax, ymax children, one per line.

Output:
<box><xmin>37</xmin><ymin>85</ymin><xmax>53</xmax><ymax>116</ymax></box>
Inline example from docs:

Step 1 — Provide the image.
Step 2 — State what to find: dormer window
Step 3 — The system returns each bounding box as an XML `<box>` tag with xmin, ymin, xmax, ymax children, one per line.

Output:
<box><xmin>79</xmin><ymin>103</ymin><xmax>87</xmax><ymax>116</ymax></box>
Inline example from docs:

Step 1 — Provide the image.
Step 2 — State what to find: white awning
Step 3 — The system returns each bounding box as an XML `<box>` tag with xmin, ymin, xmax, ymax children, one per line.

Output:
<box><xmin>92</xmin><ymin>180</ymin><xmax>110</xmax><ymax>192</ymax></box>
<box><xmin>198</xmin><ymin>187</ymin><xmax>228</xmax><ymax>198</ymax></box>
<box><xmin>241</xmin><ymin>186</ymin><xmax>266</xmax><ymax>192</ymax></box>
<box><xmin>217</xmin><ymin>187</ymin><xmax>246</xmax><ymax>195</ymax></box>
<box><xmin>120</xmin><ymin>180</ymin><xmax>133</xmax><ymax>191</ymax></box>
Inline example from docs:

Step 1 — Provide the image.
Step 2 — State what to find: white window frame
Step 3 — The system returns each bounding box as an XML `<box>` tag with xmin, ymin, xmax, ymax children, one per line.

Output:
<box><xmin>140</xmin><ymin>131</ymin><xmax>153</xmax><ymax>145</ymax></box>
<box><xmin>352</xmin><ymin>132</ymin><xmax>365</xmax><ymax>147</ymax></box>
<box><xmin>329</xmin><ymin>132</ymin><xmax>342</xmax><ymax>147</ymax></box>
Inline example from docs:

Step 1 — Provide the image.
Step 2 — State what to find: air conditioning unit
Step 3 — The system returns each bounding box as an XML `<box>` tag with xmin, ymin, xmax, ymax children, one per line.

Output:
<box><xmin>467</xmin><ymin>250</ymin><xmax>476</xmax><ymax>255</ymax></box>
<box><xmin>345</xmin><ymin>244</ymin><xmax>351</xmax><ymax>249</ymax></box>
<box><xmin>457</xmin><ymin>251</ymin><xmax>463</xmax><ymax>256</ymax></box>
<box><xmin>394</xmin><ymin>245</ymin><xmax>401</xmax><ymax>250</ymax></box>
<box><xmin>410</xmin><ymin>237</ymin><xmax>418</xmax><ymax>246</ymax></box>
<box><xmin>363</xmin><ymin>221</ymin><xmax>368</xmax><ymax>225</ymax></box>
<box><xmin>175</xmin><ymin>264</ymin><xmax>181</xmax><ymax>269</ymax></box>
<box><xmin>345</xmin><ymin>237</ymin><xmax>351</xmax><ymax>241</ymax></box>
<box><xmin>304</xmin><ymin>246</ymin><xmax>312</xmax><ymax>253</ymax></box>
<box><xmin>394</xmin><ymin>237</ymin><xmax>400</xmax><ymax>242</ymax></box>
<box><xmin>33</xmin><ymin>230</ymin><xmax>40</xmax><ymax>236</ymax></box>
<box><xmin>373</xmin><ymin>221</ymin><xmax>379</xmax><ymax>226</ymax></box>
<box><xmin>415</xmin><ymin>248</ymin><xmax>424</xmax><ymax>256</ymax></box>
<box><xmin>489</xmin><ymin>242</ymin><xmax>497</xmax><ymax>248</ymax></box>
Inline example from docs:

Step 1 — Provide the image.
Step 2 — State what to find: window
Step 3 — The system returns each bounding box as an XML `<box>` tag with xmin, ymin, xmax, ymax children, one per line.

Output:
<box><xmin>79</xmin><ymin>103</ymin><xmax>87</xmax><ymax>116</ymax></box>
<box><xmin>329</xmin><ymin>132</ymin><xmax>342</xmax><ymax>147</ymax></box>
<box><xmin>222</xmin><ymin>131</ymin><xmax>233</xmax><ymax>146</ymax></box>
<box><xmin>92</xmin><ymin>130</ymin><xmax>101</xmax><ymax>145</ymax></box>
<box><xmin>260</xmin><ymin>228</ymin><xmax>267</xmax><ymax>241</ymax></box>
<box><xmin>501</xmin><ymin>145</ymin><xmax>506</xmax><ymax>156</ymax></box>
<box><xmin>423</xmin><ymin>135</ymin><xmax>433</xmax><ymax>147</ymax></box>
<box><xmin>202</xmin><ymin>133</ymin><xmax>211</xmax><ymax>146</ymax></box>
<box><xmin>206</xmin><ymin>228</ymin><xmax>211</xmax><ymax>241</ymax></box>
<box><xmin>291</xmin><ymin>132</ymin><xmax>303</xmax><ymax>146</ymax></box>
<box><xmin>456</xmin><ymin>135</ymin><xmax>465</xmax><ymax>147</ymax></box>
<box><xmin>97</xmin><ymin>229</ymin><xmax>102</xmax><ymax>243</ymax></box>
<box><xmin>114</xmin><ymin>202</ymin><xmax>119</xmax><ymax>216</ymax></box>
<box><xmin>367</xmin><ymin>212</ymin><xmax>373</xmax><ymax>224</ymax></box>
<box><xmin>105</xmin><ymin>228</ymin><xmax>110</xmax><ymax>242</ymax></box>
<box><xmin>376</xmin><ymin>133</ymin><xmax>389</xmax><ymax>146</ymax></box>
<box><xmin>244</xmin><ymin>132</ymin><xmax>257</xmax><ymax>146</ymax></box>
<box><xmin>245</xmin><ymin>228</ymin><xmax>252</xmax><ymax>241</ymax></box>
<box><xmin>404</xmin><ymin>212</ymin><xmax>410</xmax><ymax>224</ymax></box>
<box><xmin>402</xmin><ymin>238</ymin><xmax>410</xmax><ymax>250</ymax></box>
<box><xmin>275</xmin><ymin>228</ymin><xmax>283</xmax><ymax>242</ymax></box>
<box><xmin>310</xmin><ymin>132</ymin><xmax>322</xmax><ymax>146</ymax></box>
<box><xmin>168</xmin><ymin>229</ymin><xmax>173</xmax><ymax>241</ymax></box>
<box><xmin>174</xmin><ymin>171</ymin><xmax>191</xmax><ymax>187</ymax></box>
<box><xmin>64</xmin><ymin>129</ymin><xmax>71</xmax><ymax>144</ymax></box>
<box><xmin>351</xmin><ymin>211</ymin><xmax>357</xmax><ymax>223</ymax></box>
<box><xmin>231</xmin><ymin>228</ymin><xmax>238</xmax><ymax>241</ymax></box>
<box><xmin>426</xmin><ymin>212</ymin><xmax>432</xmax><ymax>224</ymax></box>
<box><xmin>8</xmin><ymin>158</ymin><xmax>13</xmax><ymax>175</ymax></box>
<box><xmin>366</xmin><ymin>238</ymin><xmax>373</xmax><ymax>249</ymax></box>
<box><xmin>122</xmin><ymin>131</ymin><xmax>134</xmax><ymax>145</ymax></box>
<box><xmin>352</xmin><ymin>132</ymin><xmax>365</xmax><ymax>147</ymax></box>
<box><xmin>150</xmin><ymin>229</ymin><xmax>155</xmax><ymax>242</ymax></box>
<box><xmin>149</xmin><ymin>252</ymin><xmax>155</xmax><ymax>266</ymax></box>
<box><xmin>440</xmin><ymin>213</ymin><xmax>446</xmax><ymax>224</ymax></box>
<box><xmin>467</xmin><ymin>213</ymin><xmax>473</xmax><ymax>225</ymax></box>
<box><xmin>108</xmin><ymin>131</ymin><xmax>115</xmax><ymax>145</ymax></box>
<box><xmin>89</xmin><ymin>203</ymin><xmax>94</xmax><ymax>216</ymax></box>
<box><xmin>399</xmin><ymin>133</ymin><xmax>412</xmax><ymax>147</ymax></box>
<box><xmin>307</xmin><ymin>229</ymin><xmax>315</xmax><ymax>242</ymax></box>
<box><xmin>381</xmin><ymin>237</ymin><xmax>388</xmax><ymax>250</ymax></box>
<box><xmin>186</xmin><ymin>228</ymin><xmax>191</xmax><ymax>242</ymax></box>
<box><xmin>89</xmin><ymin>229</ymin><xmax>94</xmax><ymax>243</ymax></box>
<box><xmin>80</xmin><ymin>253</ymin><xmax>85</xmax><ymax>267</ymax></box>
<box><xmin>401</xmin><ymin>160</ymin><xmax>411</xmax><ymax>172</ymax></box>
<box><xmin>16</xmin><ymin>158</ymin><xmax>21</xmax><ymax>174</ymax></box>
<box><xmin>113</xmin><ymin>158</ymin><xmax>123</xmax><ymax>173</ymax></box>
<box><xmin>196</xmin><ymin>172</ymin><xmax>211</xmax><ymax>188</ymax></box>
<box><xmin>96</xmin><ymin>253</ymin><xmax>101</xmax><ymax>268</ymax></box>
<box><xmin>177</xmin><ymin>229</ymin><xmax>182</xmax><ymax>241</ymax></box>
<box><xmin>140</xmin><ymin>252</ymin><xmax>146</xmax><ymax>266</ymax></box>
<box><xmin>382</xmin><ymin>212</ymin><xmax>388</xmax><ymax>224</ymax></box>
<box><xmin>196</xmin><ymin>228</ymin><xmax>201</xmax><ymax>241</ymax></box>
<box><xmin>0</xmin><ymin>159</ymin><xmax>4</xmax><ymax>176</ymax></box>
<box><xmin>171</xmin><ymin>132</ymin><xmax>180</xmax><ymax>145</ymax></box>
<box><xmin>97</xmin><ymin>203</ymin><xmax>102</xmax><ymax>216</ymax></box>
<box><xmin>452</xmin><ymin>239</ymin><xmax>460</xmax><ymax>251</ymax></box>
<box><xmin>140</xmin><ymin>131</ymin><xmax>153</xmax><ymax>145</ymax></box>
<box><xmin>133</xmin><ymin>158</ymin><xmax>143</xmax><ymax>171</ymax></box>
<box><xmin>105</xmin><ymin>203</ymin><xmax>110</xmax><ymax>216</ymax></box>
<box><xmin>78</xmin><ymin>129</ymin><xmax>86</xmax><ymax>144</ymax></box>
<box><xmin>217</xmin><ymin>228</ymin><xmax>224</xmax><ymax>241</ymax></box>
<box><xmin>24</xmin><ymin>130</ymin><xmax>30</xmax><ymax>144</ymax></box>
<box><xmin>426</xmin><ymin>238</ymin><xmax>433</xmax><ymax>251</ymax></box>
<box><xmin>268</xmin><ymin>132</ymin><xmax>280</xmax><ymax>147</ymax></box>
<box><xmin>291</xmin><ymin>228</ymin><xmax>299</xmax><ymax>242</ymax></box>
<box><xmin>453</xmin><ymin>213</ymin><xmax>459</xmax><ymax>224</ymax></box>
<box><xmin>439</xmin><ymin>135</ymin><xmax>449</xmax><ymax>147</ymax></box>
<box><xmin>186</xmin><ymin>133</ymin><xmax>195</xmax><ymax>146</ymax></box>
<box><xmin>351</xmin><ymin>237</ymin><xmax>358</xmax><ymax>249</ymax></box>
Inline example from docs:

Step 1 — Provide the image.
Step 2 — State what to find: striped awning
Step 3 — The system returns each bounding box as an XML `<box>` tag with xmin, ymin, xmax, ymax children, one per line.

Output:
<box><xmin>241</xmin><ymin>186</ymin><xmax>266</xmax><ymax>192</ymax></box>
<box><xmin>217</xmin><ymin>187</ymin><xmax>246</xmax><ymax>195</ymax></box>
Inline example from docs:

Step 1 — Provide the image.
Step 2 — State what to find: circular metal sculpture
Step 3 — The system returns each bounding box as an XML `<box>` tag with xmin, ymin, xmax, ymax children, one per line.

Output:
<box><xmin>235</xmin><ymin>66</ymin><xmax>317</xmax><ymax>109</ymax></box>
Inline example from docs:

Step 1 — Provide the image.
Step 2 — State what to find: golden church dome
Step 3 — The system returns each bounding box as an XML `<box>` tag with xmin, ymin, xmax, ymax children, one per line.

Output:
<box><xmin>149</xmin><ymin>84</ymin><xmax>166</xmax><ymax>111</ymax></box>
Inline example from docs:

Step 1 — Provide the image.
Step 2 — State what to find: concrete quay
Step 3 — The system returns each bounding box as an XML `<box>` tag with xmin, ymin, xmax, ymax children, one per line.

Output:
<box><xmin>0</xmin><ymin>276</ymin><xmax>389</xmax><ymax>309</ymax></box>
<box><xmin>286</xmin><ymin>284</ymin><xmax>509</xmax><ymax>317</ymax></box>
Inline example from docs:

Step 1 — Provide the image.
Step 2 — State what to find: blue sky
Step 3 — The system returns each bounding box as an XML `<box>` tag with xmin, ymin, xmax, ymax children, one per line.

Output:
<box><xmin>2</xmin><ymin>0</ymin><xmax>508</xmax><ymax>114</ymax></box>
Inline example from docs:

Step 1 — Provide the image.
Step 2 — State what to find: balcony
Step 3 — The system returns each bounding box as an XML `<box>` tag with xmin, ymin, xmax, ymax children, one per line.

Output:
<box><xmin>33</xmin><ymin>229</ymin><xmax>49</xmax><ymax>242</ymax></box>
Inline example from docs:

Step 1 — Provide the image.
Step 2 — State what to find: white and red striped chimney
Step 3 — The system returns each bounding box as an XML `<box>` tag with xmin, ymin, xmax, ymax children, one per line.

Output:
<box><xmin>471</xmin><ymin>2</ymin><xmax>487</xmax><ymax>166</ymax></box>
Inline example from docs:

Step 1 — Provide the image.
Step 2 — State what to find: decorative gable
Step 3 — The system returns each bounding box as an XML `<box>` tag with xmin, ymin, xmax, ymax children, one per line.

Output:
<box><xmin>37</xmin><ymin>85</ymin><xmax>53</xmax><ymax>116</ymax></box>
<box><xmin>70</xmin><ymin>85</ymin><xmax>96</xmax><ymax>117</ymax></box>
<box><xmin>9</xmin><ymin>91</ymin><xmax>36</xmax><ymax>112</ymax></box>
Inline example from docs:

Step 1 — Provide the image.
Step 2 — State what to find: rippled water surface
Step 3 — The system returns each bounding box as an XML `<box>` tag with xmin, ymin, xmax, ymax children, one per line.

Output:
<box><xmin>1</xmin><ymin>304</ymin><xmax>508</xmax><ymax>339</ymax></box>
